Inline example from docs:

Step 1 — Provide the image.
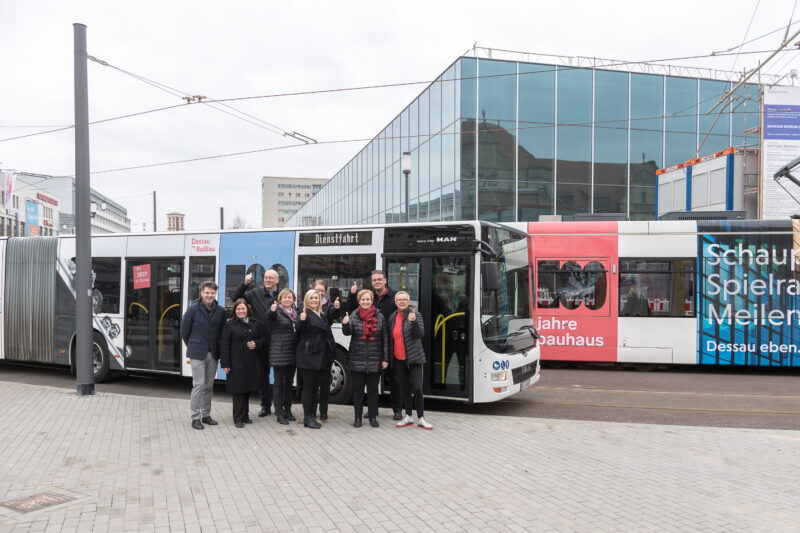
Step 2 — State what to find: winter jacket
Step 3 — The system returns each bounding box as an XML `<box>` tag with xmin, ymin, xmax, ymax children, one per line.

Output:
<box><xmin>219</xmin><ymin>317</ymin><xmax>264</xmax><ymax>393</ymax></box>
<box><xmin>231</xmin><ymin>282</ymin><xmax>280</xmax><ymax>341</ymax></box>
<box><xmin>180</xmin><ymin>299</ymin><xmax>226</xmax><ymax>359</ymax></box>
<box><xmin>296</xmin><ymin>310</ymin><xmax>335</xmax><ymax>371</ymax></box>
<box><xmin>387</xmin><ymin>308</ymin><xmax>426</xmax><ymax>366</ymax></box>
<box><xmin>267</xmin><ymin>306</ymin><xmax>298</xmax><ymax>367</ymax></box>
<box><xmin>342</xmin><ymin>308</ymin><xmax>389</xmax><ymax>373</ymax></box>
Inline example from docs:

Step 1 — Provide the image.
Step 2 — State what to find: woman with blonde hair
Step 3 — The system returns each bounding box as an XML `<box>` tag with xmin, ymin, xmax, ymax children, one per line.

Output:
<box><xmin>296</xmin><ymin>289</ymin><xmax>335</xmax><ymax>429</ymax></box>
<box><xmin>267</xmin><ymin>288</ymin><xmax>299</xmax><ymax>425</ymax></box>
<box><xmin>342</xmin><ymin>289</ymin><xmax>388</xmax><ymax>427</ymax></box>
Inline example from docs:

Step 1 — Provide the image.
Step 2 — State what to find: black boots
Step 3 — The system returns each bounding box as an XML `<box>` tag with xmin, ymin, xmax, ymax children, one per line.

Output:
<box><xmin>303</xmin><ymin>416</ymin><xmax>321</xmax><ymax>429</ymax></box>
<box><xmin>369</xmin><ymin>417</ymin><xmax>379</xmax><ymax>428</ymax></box>
<box><xmin>353</xmin><ymin>416</ymin><xmax>362</xmax><ymax>427</ymax></box>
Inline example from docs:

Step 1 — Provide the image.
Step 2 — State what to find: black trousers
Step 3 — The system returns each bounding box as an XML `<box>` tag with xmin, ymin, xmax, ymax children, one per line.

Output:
<box><xmin>351</xmin><ymin>371</ymin><xmax>380</xmax><ymax>418</ymax></box>
<box><xmin>232</xmin><ymin>392</ymin><xmax>251</xmax><ymax>424</ymax></box>
<box><xmin>272</xmin><ymin>366</ymin><xmax>295</xmax><ymax>418</ymax></box>
<box><xmin>385</xmin><ymin>367</ymin><xmax>403</xmax><ymax>414</ymax></box>
<box><xmin>257</xmin><ymin>354</ymin><xmax>272</xmax><ymax>409</ymax></box>
<box><xmin>299</xmin><ymin>367</ymin><xmax>328</xmax><ymax>418</ymax></box>
<box><xmin>394</xmin><ymin>362</ymin><xmax>424</xmax><ymax>418</ymax></box>
<box><xmin>315</xmin><ymin>361</ymin><xmax>334</xmax><ymax>415</ymax></box>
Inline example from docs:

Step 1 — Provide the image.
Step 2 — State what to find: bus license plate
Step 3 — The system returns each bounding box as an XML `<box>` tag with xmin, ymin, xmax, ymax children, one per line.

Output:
<box><xmin>519</xmin><ymin>378</ymin><xmax>532</xmax><ymax>391</ymax></box>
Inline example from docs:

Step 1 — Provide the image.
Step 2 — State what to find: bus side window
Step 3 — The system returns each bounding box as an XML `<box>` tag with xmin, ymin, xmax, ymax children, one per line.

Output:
<box><xmin>189</xmin><ymin>257</ymin><xmax>216</xmax><ymax>302</ymax></box>
<box><xmin>91</xmin><ymin>257</ymin><xmax>121</xmax><ymax>314</ymax></box>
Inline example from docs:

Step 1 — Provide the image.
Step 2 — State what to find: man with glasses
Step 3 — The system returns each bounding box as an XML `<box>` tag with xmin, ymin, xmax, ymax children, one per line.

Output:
<box><xmin>349</xmin><ymin>269</ymin><xmax>402</xmax><ymax>420</ymax></box>
<box><xmin>233</xmin><ymin>269</ymin><xmax>281</xmax><ymax>417</ymax></box>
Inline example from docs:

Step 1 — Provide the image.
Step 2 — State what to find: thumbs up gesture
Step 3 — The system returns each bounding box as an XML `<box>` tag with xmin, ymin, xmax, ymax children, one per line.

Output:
<box><xmin>300</xmin><ymin>309</ymin><xmax>307</xmax><ymax>321</ymax></box>
<box><xmin>244</xmin><ymin>273</ymin><xmax>253</xmax><ymax>285</ymax></box>
<box><xmin>350</xmin><ymin>281</ymin><xmax>358</xmax><ymax>294</ymax></box>
<box><xmin>408</xmin><ymin>309</ymin><xmax>417</xmax><ymax>322</ymax></box>
<box><xmin>270</xmin><ymin>301</ymin><xmax>278</xmax><ymax>312</ymax></box>
<box><xmin>342</xmin><ymin>312</ymin><xmax>350</xmax><ymax>325</ymax></box>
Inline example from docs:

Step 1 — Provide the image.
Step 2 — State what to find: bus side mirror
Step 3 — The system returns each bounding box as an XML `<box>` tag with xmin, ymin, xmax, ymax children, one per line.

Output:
<box><xmin>481</xmin><ymin>262</ymin><xmax>498</xmax><ymax>291</ymax></box>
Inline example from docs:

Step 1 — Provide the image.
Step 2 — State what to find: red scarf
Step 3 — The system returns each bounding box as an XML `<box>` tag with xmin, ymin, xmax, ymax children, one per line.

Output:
<box><xmin>358</xmin><ymin>306</ymin><xmax>377</xmax><ymax>340</ymax></box>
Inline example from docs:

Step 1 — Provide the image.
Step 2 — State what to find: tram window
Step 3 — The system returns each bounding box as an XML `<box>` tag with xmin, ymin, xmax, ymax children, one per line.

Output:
<box><xmin>536</xmin><ymin>260</ymin><xmax>608</xmax><ymax>310</ymax></box>
<box><xmin>297</xmin><ymin>254</ymin><xmax>375</xmax><ymax>310</ymax></box>
<box><xmin>91</xmin><ymin>257</ymin><xmax>121</xmax><ymax>314</ymax></box>
<box><xmin>619</xmin><ymin>259</ymin><xmax>695</xmax><ymax>317</ymax></box>
<box><xmin>189</xmin><ymin>257</ymin><xmax>216</xmax><ymax>302</ymax></box>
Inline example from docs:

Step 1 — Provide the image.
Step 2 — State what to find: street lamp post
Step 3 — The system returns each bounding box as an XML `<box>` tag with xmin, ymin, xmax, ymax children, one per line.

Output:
<box><xmin>401</xmin><ymin>152</ymin><xmax>411</xmax><ymax>223</ymax></box>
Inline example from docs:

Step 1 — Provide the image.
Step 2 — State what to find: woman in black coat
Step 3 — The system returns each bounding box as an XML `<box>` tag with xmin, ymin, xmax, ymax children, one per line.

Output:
<box><xmin>267</xmin><ymin>288</ymin><xmax>299</xmax><ymax>425</ymax></box>
<box><xmin>220</xmin><ymin>299</ymin><xmax>265</xmax><ymax>428</ymax></box>
<box><xmin>388</xmin><ymin>291</ymin><xmax>432</xmax><ymax>430</ymax></box>
<box><xmin>342</xmin><ymin>289</ymin><xmax>388</xmax><ymax>428</ymax></box>
<box><xmin>296</xmin><ymin>289</ymin><xmax>335</xmax><ymax>429</ymax></box>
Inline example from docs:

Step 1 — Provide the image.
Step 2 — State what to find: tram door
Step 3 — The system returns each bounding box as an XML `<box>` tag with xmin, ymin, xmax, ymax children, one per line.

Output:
<box><xmin>384</xmin><ymin>255</ymin><xmax>471</xmax><ymax>399</ymax></box>
<box><xmin>125</xmin><ymin>258</ymin><xmax>184</xmax><ymax>371</ymax></box>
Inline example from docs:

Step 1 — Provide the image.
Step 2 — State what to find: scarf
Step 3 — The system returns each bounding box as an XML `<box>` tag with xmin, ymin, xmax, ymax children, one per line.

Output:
<box><xmin>358</xmin><ymin>305</ymin><xmax>377</xmax><ymax>341</ymax></box>
<box><xmin>280</xmin><ymin>305</ymin><xmax>297</xmax><ymax>322</ymax></box>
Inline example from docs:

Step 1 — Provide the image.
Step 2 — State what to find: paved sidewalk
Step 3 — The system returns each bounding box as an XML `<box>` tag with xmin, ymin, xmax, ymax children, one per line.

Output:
<box><xmin>0</xmin><ymin>381</ymin><xmax>797</xmax><ymax>532</ymax></box>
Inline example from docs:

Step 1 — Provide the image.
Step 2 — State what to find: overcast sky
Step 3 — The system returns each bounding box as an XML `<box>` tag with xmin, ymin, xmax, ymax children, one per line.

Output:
<box><xmin>2</xmin><ymin>1</ymin><xmax>799</xmax><ymax>231</ymax></box>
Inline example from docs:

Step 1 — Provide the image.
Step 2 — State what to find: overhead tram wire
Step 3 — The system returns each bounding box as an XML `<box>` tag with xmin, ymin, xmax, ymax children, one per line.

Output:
<box><xmin>88</xmin><ymin>55</ymin><xmax>315</xmax><ymax>143</ymax></box>
<box><xmin>2</xmin><ymin>47</ymin><xmax>792</xmax><ymax>145</ymax></box>
<box><xmin>730</xmin><ymin>0</ymin><xmax>763</xmax><ymax>74</ymax></box>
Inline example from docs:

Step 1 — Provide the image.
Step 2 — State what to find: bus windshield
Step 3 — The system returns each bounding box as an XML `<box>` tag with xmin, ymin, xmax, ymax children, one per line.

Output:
<box><xmin>480</xmin><ymin>226</ymin><xmax>536</xmax><ymax>354</ymax></box>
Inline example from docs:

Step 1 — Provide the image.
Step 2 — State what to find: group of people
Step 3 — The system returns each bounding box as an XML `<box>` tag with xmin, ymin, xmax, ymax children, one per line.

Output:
<box><xmin>179</xmin><ymin>269</ymin><xmax>432</xmax><ymax>431</ymax></box>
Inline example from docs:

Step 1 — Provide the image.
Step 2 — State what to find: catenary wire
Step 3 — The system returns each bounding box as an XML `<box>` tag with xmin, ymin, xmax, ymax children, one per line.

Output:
<box><xmin>731</xmin><ymin>0</ymin><xmax>763</xmax><ymax>73</ymax></box>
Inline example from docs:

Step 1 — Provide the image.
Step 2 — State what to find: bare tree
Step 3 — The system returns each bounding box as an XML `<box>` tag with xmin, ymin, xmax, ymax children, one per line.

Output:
<box><xmin>229</xmin><ymin>214</ymin><xmax>248</xmax><ymax>229</ymax></box>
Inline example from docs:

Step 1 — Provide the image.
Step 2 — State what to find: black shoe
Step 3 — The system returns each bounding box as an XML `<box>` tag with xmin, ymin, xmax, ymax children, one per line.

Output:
<box><xmin>258</xmin><ymin>407</ymin><xmax>270</xmax><ymax>417</ymax></box>
<box><xmin>319</xmin><ymin>413</ymin><xmax>328</xmax><ymax>421</ymax></box>
<box><xmin>191</xmin><ymin>420</ymin><xmax>204</xmax><ymax>430</ymax></box>
<box><xmin>235</xmin><ymin>422</ymin><xmax>244</xmax><ymax>428</ymax></box>
<box><xmin>304</xmin><ymin>416</ymin><xmax>322</xmax><ymax>429</ymax></box>
<box><xmin>201</xmin><ymin>416</ymin><xmax>218</xmax><ymax>426</ymax></box>
<box><xmin>369</xmin><ymin>417</ymin><xmax>379</xmax><ymax>428</ymax></box>
<box><xmin>286</xmin><ymin>413</ymin><xmax>296</xmax><ymax>422</ymax></box>
<box><xmin>243</xmin><ymin>418</ymin><xmax>252</xmax><ymax>424</ymax></box>
<box><xmin>277</xmin><ymin>416</ymin><xmax>289</xmax><ymax>425</ymax></box>
<box><xmin>353</xmin><ymin>416</ymin><xmax>362</xmax><ymax>428</ymax></box>
<box><xmin>393</xmin><ymin>411</ymin><xmax>403</xmax><ymax>421</ymax></box>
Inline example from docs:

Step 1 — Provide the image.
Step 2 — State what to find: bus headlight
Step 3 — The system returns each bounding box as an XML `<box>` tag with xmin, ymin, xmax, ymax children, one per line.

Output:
<box><xmin>491</xmin><ymin>371</ymin><xmax>507</xmax><ymax>382</ymax></box>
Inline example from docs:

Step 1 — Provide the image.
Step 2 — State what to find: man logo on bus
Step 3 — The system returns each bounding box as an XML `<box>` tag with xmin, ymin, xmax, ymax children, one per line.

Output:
<box><xmin>536</xmin><ymin>260</ymin><xmax>607</xmax><ymax>310</ymax></box>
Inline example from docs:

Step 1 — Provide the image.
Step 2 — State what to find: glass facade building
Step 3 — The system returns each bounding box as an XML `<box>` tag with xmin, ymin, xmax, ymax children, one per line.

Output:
<box><xmin>288</xmin><ymin>55</ymin><xmax>761</xmax><ymax>226</ymax></box>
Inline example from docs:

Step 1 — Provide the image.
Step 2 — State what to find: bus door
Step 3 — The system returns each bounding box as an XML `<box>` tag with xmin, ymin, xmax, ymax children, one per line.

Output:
<box><xmin>125</xmin><ymin>258</ymin><xmax>184</xmax><ymax>371</ymax></box>
<box><xmin>384</xmin><ymin>254</ymin><xmax>471</xmax><ymax>399</ymax></box>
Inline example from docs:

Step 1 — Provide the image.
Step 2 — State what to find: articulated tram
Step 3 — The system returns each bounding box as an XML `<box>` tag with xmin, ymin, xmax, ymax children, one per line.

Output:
<box><xmin>509</xmin><ymin>219</ymin><xmax>800</xmax><ymax>368</ymax></box>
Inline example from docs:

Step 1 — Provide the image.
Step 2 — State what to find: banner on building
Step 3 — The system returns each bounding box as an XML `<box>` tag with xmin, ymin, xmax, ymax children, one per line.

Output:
<box><xmin>2</xmin><ymin>171</ymin><xmax>15</xmax><ymax>205</ymax></box>
<box><xmin>25</xmin><ymin>201</ymin><xmax>38</xmax><ymax>237</ymax></box>
<box><xmin>762</xmin><ymin>85</ymin><xmax>800</xmax><ymax>219</ymax></box>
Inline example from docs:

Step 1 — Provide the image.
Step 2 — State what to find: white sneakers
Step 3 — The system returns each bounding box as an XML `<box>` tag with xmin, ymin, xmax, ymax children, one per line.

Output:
<box><xmin>417</xmin><ymin>417</ymin><xmax>434</xmax><ymax>430</ymax></box>
<box><xmin>396</xmin><ymin>414</ymin><xmax>433</xmax><ymax>430</ymax></box>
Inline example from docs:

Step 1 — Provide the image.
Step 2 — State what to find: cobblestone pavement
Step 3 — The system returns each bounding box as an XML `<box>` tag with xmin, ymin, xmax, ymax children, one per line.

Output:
<box><xmin>0</xmin><ymin>381</ymin><xmax>797</xmax><ymax>532</ymax></box>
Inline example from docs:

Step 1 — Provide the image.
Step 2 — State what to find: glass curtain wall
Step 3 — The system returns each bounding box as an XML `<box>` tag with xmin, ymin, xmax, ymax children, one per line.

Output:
<box><xmin>287</xmin><ymin>56</ymin><xmax>761</xmax><ymax>227</ymax></box>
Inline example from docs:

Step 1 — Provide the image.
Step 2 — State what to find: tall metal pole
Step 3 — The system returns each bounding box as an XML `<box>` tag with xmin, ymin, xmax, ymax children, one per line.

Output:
<box><xmin>74</xmin><ymin>23</ymin><xmax>94</xmax><ymax>395</ymax></box>
<box><xmin>152</xmin><ymin>190</ymin><xmax>157</xmax><ymax>232</ymax></box>
<box><xmin>220</xmin><ymin>207</ymin><xmax>224</xmax><ymax>229</ymax></box>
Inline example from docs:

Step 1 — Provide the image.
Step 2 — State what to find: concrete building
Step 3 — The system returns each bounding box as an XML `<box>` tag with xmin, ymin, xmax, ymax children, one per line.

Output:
<box><xmin>261</xmin><ymin>176</ymin><xmax>327</xmax><ymax>227</ymax></box>
<box><xmin>167</xmin><ymin>212</ymin><xmax>185</xmax><ymax>231</ymax></box>
<box><xmin>0</xmin><ymin>173</ymin><xmax>60</xmax><ymax>236</ymax></box>
<box><xmin>32</xmin><ymin>176</ymin><xmax>131</xmax><ymax>234</ymax></box>
<box><xmin>287</xmin><ymin>47</ymin><xmax>779</xmax><ymax>227</ymax></box>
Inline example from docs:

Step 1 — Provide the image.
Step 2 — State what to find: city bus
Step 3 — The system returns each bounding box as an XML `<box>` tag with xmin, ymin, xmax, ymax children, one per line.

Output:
<box><xmin>508</xmin><ymin>219</ymin><xmax>800</xmax><ymax>368</ymax></box>
<box><xmin>0</xmin><ymin>221</ymin><xmax>541</xmax><ymax>403</ymax></box>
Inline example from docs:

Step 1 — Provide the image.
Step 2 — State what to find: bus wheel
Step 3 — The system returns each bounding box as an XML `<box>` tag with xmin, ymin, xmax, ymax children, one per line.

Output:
<box><xmin>328</xmin><ymin>347</ymin><xmax>351</xmax><ymax>405</ymax></box>
<box><xmin>92</xmin><ymin>332</ymin><xmax>111</xmax><ymax>382</ymax></box>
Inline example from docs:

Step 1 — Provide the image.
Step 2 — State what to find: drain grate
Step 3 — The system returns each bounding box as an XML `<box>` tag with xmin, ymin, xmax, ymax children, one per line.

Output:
<box><xmin>0</xmin><ymin>491</ymin><xmax>77</xmax><ymax>513</ymax></box>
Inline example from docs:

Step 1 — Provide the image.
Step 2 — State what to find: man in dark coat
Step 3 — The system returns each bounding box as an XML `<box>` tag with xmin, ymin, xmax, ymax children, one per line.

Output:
<box><xmin>181</xmin><ymin>281</ymin><xmax>226</xmax><ymax>430</ymax></box>
<box><xmin>232</xmin><ymin>269</ymin><xmax>280</xmax><ymax>416</ymax></box>
<box><xmin>348</xmin><ymin>269</ymin><xmax>402</xmax><ymax>420</ymax></box>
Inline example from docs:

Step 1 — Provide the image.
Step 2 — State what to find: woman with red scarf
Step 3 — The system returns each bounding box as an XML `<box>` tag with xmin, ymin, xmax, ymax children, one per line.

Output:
<box><xmin>342</xmin><ymin>289</ymin><xmax>389</xmax><ymax>427</ymax></box>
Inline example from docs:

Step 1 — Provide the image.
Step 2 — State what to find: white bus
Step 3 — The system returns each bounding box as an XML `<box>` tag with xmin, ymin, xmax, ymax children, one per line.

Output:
<box><xmin>0</xmin><ymin>221</ymin><xmax>541</xmax><ymax>403</ymax></box>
